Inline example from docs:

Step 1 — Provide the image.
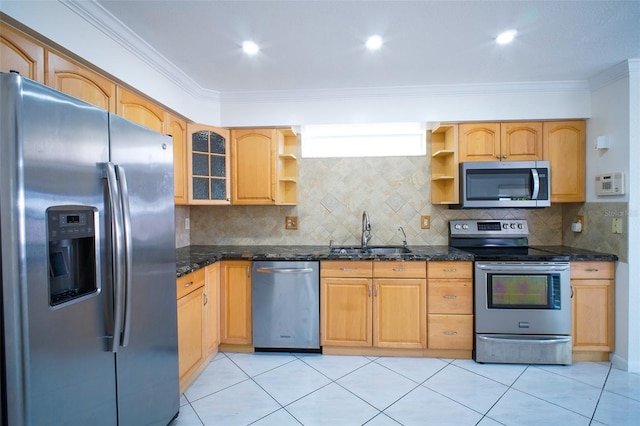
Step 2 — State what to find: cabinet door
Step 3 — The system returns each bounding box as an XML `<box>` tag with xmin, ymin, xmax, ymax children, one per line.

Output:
<box><xmin>116</xmin><ymin>87</ymin><xmax>166</xmax><ymax>133</ymax></box>
<box><xmin>46</xmin><ymin>51</ymin><xmax>117</xmax><ymax>112</ymax></box>
<box><xmin>204</xmin><ymin>263</ymin><xmax>221</xmax><ymax>356</ymax></box>
<box><xmin>500</xmin><ymin>122</ymin><xmax>543</xmax><ymax>161</ymax></box>
<box><xmin>373</xmin><ymin>279</ymin><xmax>426</xmax><ymax>349</ymax></box>
<box><xmin>231</xmin><ymin>129</ymin><xmax>276</xmax><ymax>204</ymax></box>
<box><xmin>188</xmin><ymin>124</ymin><xmax>231</xmax><ymax>204</ymax></box>
<box><xmin>0</xmin><ymin>22</ymin><xmax>44</xmax><ymax>82</ymax></box>
<box><xmin>167</xmin><ymin>114</ymin><xmax>188</xmax><ymax>205</ymax></box>
<box><xmin>458</xmin><ymin>123</ymin><xmax>500</xmax><ymax>162</ymax></box>
<box><xmin>220</xmin><ymin>261</ymin><xmax>252</xmax><ymax>345</ymax></box>
<box><xmin>571</xmin><ymin>279</ymin><xmax>614</xmax><ymax>352</ymax></box>
<box><xmin>177</xmin><ymin>287</ymin><xmax>205</xmax><ymax>385</ymax></box>
<box><xmin>320</xmin><ymin>278</ymin><xmax>372</xmax><ymax>347</ymax></box>
<box><xmin>543</xmin><ymin>121</ymin><xmax>586</xmax><ymax>203</ymax></box>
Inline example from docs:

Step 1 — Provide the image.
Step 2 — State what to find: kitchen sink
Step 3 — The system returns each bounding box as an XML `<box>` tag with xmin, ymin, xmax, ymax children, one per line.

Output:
<box><xmin>330</xmin><ymin>246</ymin><xmax>411</xmax><ymax>255</ymax></box>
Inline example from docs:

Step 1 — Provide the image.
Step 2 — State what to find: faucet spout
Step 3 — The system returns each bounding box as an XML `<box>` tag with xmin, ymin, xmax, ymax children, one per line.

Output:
<box><xmin>361</xmin><ymin>211</ymin><xmax>372</xmax><ymax>248</ymax></box>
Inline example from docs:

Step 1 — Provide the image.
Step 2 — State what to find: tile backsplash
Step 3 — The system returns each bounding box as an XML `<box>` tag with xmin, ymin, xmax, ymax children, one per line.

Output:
<box><xmin>187</xmin><ymin>156</ymin><xmax>567</xmax><ymax>248</ymax></box>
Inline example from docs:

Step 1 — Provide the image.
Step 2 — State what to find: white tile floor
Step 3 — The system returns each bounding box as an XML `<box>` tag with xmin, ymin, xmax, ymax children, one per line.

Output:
<box><xmin>172</xmin><ymin>352</ymin><xmax>640</xmax><ymax>426</ymax></box>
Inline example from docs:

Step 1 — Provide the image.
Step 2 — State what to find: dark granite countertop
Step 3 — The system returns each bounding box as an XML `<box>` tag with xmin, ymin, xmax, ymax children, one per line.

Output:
<box><xmin>176</xmin><ymin>244</ymin><xmax>617</xmax><ymax>277</ymax></box>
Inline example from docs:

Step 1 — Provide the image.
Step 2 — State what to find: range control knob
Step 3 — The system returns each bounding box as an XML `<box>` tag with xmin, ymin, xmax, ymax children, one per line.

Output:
<box><xmin>518</xmin><ymin>223</ymin><xmax>524</xmax><ymax>229</ymax></box>
<box><xmin>454</xmin><ymin>224</ymin><xmax>462</xmax><ymax>230</ymax></box>
<box><xmin>502</xmin><ymin>223</ymin><xmax>509</xmax><ymax>229</ymax></box>
<box><xmin>462</xmin><ymin>224</ymin><xmax>469</xmax><ymax>230</ymax></box>
<box><xmin>510</xmin><ymin>223</ymin><xmax>516</xmax><ymax>229</ymax></box>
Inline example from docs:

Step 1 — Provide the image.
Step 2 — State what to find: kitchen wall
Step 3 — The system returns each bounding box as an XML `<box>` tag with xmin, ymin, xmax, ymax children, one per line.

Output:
<box><xmin>187</xmin><ymin>154</ymin><xmax>564</xmax><ymax>247</ymax></box>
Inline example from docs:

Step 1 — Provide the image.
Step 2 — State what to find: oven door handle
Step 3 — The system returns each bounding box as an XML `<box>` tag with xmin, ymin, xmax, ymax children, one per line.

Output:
<box><xmin>475</xmin><ymin>264</ymin><xmax>569</xmax><ymax>272</ymax></box>
<box><xmin>477</xmin><ymin>335</ymin><xmax>571</xmax><ymax>345</ymax></box>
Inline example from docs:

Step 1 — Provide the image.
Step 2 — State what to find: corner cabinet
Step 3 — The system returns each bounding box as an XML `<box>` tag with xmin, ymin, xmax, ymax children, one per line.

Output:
<box><xmin>430</xmin><ymin>123</ymin><xmax>459</xmax><ymax>205</ymax></box>
<box><xmin>571</xmin><ymin>261</ymin><xmax>614</xmax><ymax>360</ymax></box>
<box><xmin>543</xmin><ymin>121</ymin><xmax>586</xmax><ymax>203</ymax></box>
<box><xmin>230</xmin><ymin>128</ymin><xmax>298</xmax><ymax>205</ymax></box>
<box><xmin>187</xmin><ymin>124</ymin><xmax>231</xmax><ymax>204</ymax></box>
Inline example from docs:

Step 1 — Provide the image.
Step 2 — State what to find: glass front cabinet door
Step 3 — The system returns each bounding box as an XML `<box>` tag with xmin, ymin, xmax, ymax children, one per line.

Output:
<box><xmin>187</xmin><ymin>124</ymin><xmax>231</xmax><ymax>204</ymax></box>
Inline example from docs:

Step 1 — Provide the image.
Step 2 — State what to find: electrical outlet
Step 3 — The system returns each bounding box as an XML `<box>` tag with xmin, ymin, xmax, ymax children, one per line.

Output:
<box><xmin>420</xmin><ymin>215</ymin><xmax>431</xmax><ymax>229</ymax></box>
<box><xmin>612</xmin><ymin>218</ymin><xmax>623</xmax><ymax>234</ymax></box>
<box><xmin>576</xmin><ymin>215</ymin><xmax>584</xmax><ymax>231</ymax></box>
<box><xmin>185</xmin><ymin>218</ymin><xmax>190</xmax><ymax>230</ymax></box>
<box><xmin>285</xmin><ymin>216</ymin><xmax>298</xmax><ymax>230</ymax></box>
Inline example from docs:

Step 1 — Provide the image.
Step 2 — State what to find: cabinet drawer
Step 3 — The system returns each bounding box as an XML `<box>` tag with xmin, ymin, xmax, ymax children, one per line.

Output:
<box><xmin>427</xmin><ymin>261</ymin><xmax>472</xmax><ymax>279</ymax></box>
<box><xmin>428</xmin><ymin>314</ymin><xmax>473</xmax><ymax>350</ymax></box>
<box><xmin>428</xmin><ymin>279</ymin><xmax>473</xmax><ymax>314</ymax></box>
<box><xmin>571</xmin><ymin>262</ymin><xmax>614</xmax><ymax>279</ymax></box>
<box><xmin>321</xmin><ymin>261</ymin><xmax>372</xmax><ymax>278</ymax></box>
<box><xmin>373</xmin><ymin>261</ymin><xmax>426</xmax><ymax>278</ymax></box>
<box><xmin>176</xmin><ymin>268</ymin><xmax>205</xmax><ymax>299</ymax></box>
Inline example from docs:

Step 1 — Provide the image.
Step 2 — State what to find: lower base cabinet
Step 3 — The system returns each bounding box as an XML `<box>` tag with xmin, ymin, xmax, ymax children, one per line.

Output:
<box><xmin>220</xmin><ymin>260</ymin><xmax>252</xmax><ymax>345</ymax></box>
<box><xmin>571</xmin><ymin>261</ymin><xmax>614</xmax><ymax>359</ymax></box>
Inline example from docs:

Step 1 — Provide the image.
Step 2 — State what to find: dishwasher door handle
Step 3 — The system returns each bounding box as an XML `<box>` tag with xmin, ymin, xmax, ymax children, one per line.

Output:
<box><xmin>255</xmin><ymin>267</ymin><xmax>315</xmax><ymax>274</ymax></box>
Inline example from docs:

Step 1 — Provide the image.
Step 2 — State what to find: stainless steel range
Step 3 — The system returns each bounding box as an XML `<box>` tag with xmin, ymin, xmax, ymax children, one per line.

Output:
<box><xmin>450</xmin><ymin>219</ymin><xmax>572</xmax><ymax>365</ymax></box>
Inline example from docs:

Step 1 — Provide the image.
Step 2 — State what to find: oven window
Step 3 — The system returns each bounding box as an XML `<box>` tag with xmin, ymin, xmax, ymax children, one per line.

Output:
<box><xmin>487</xmin><ymin>274</ymin><xmax>557</xmax><ymax>309</ymax></box>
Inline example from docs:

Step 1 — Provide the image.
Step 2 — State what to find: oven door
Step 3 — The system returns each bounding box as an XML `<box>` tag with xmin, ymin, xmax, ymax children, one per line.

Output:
<box><xmin>475</xmin><ymin>262</ymin><xmax>571</xmax><ymax>335</ymax></box>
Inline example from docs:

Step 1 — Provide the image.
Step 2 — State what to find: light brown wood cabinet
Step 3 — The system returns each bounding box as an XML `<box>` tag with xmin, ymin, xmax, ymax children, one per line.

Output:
<box><xmin>176</xmin><ymin>269</ymin><xmax>205</xmax><ymax>392</ymax></box>
<box><xmin>0</xmin><ymin>22</ymin><xmax>44</xmax><ymax>82</ymax></box>
<box><xmin>116</xmin><ymin>87</ymin><xmax>167</xmax><ymax>133</ymax></box>
<box><xmin>571</xmin><ymin>261</ymin><xmax>614</xmax><ymax>360</ymax></box>
<box><xmin>430</xmin><ymin>123</ymin><xmax>459</xmax><ymax>205</ymax></box>
<box><xmin>204</xmin><ymin>263</ymin><xmax>221</xmax><ymax>357</ymax></box>
<box><xmin>543</xmin><ymin>121</ymin><xmax>586</xmax><ymax>203</ymax></box>
<box><xmin>220</xmin><ymin>261</ymin><xmax>252</xmax><ymax>345</ymax></box>
<box><xmin>230</xmin><ymin>128</ymin><xmax>298</xmax><ymax>205</ymax></box>
<box><xmin>320</xmin><ymin>261</ymin><xmax>426</xmax><ymax>349</ymax></box>
<box><xmin>167</xmin><ymin>114</ymin><xmax>188</xmax><ymax>205</ymax></box>
<box><xmin>459</xmin><ymin>122</ymin><xmax>543</xmax><ymax>162</ymax></box>
<box><xmin>427</xmin><ymin>261</ymin><xmax>473</xmax><ymax>350</ymax></box>
<box><xmin>187</xmin><ymin>124</ymin><xmax>231</xmax><ymax>204</ymax></box>
<box><xmin>45</xmin><ymin>51</ymin><xmax>117</xmax><ymax>112</ymax></box>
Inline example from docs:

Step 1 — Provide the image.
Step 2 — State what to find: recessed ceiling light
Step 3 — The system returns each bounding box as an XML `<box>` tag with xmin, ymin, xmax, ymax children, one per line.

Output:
<box><xmin>366</xmin><ymin>35</ymin><xmax>383</xmax><ymax>50</ymax></box>
<box><xmin>242</xmin><ymin>40</ymin><xmax>259</xmax><ymax>55</ymax></box>
<box><xmin>496</xmin><ymin>30</ymin><xmax>517</xmax><ymax>45</ymax></box>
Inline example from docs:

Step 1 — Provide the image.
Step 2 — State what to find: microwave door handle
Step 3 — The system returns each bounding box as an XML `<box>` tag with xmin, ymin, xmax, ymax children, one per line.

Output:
<box><xmin>531</xmin><ymin>168</ymin><xmax>540</xmax><ymax>200</ymax></box>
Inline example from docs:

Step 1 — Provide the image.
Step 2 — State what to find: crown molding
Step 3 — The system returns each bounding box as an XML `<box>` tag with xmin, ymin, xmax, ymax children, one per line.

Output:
<box><xmin>220</xmin><ymin>80</ymin><xmax>590</xmax><ymax>104</ymax></box>
<box><xmin>63</xmin><ymin>0</ymin><xmax>219</xmax><ymax>103</ymax></box>
<box><xmin>589</xmin><ymin>59</ymin><xmax>637</xmax><ymax>91</ymax></box>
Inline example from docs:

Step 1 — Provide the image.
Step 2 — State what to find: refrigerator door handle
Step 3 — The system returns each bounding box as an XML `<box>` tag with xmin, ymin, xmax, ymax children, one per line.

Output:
<box><xmin>104</xmin><ymin>162</ymin><xmax>125</xmax><ymax>353</ymax></box>
<box><xmin>116</xmin><ymin>165</ymin><xmax>133</xmax><ymax>347</ymax></box>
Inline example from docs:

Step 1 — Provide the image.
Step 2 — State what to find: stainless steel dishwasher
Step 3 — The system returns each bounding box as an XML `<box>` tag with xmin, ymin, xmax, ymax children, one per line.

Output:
<box><xmin>252</xmin><ymin>261</ymin><xmax>320</xmax><ymax>351</ymax></box>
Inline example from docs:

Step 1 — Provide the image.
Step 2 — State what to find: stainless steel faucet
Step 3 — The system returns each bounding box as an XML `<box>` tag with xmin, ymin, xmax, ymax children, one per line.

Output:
<box><xmin>398</xmin><ymin>226</ymin><xmax>407</xmax><ymax>248</ymax></box>
<box><xmin>361</xmin><ymin>211</ymin><xmax>372</xmax><ymax>248</ymax></box>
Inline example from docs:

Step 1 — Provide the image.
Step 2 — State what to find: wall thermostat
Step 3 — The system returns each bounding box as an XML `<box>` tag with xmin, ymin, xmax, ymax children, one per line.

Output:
<box><xmin>595</xmin><ymin>172</ymin><xmax>625</xmax><ymax>196</ymax></box>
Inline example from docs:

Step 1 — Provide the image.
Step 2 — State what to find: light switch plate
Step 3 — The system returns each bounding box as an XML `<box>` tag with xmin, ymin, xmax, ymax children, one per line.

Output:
<box><xmin>285</xmin><ymin>216</ymin><xmax>298</xmax><ymax>230</ymax></box>
<box><xmin>420</xmin><ymin>215</ymin><xmax>431</xmax><ymax>229</ymax></box>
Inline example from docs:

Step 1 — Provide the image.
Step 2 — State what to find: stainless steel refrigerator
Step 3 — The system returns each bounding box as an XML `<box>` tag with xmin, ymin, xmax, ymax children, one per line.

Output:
<box><xmin>1</xmin><ymin>72</ymin><xmax>180</xmax><ymax>425</ymax></box>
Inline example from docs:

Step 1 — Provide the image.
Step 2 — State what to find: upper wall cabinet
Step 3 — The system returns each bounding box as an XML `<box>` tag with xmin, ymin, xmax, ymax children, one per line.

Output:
<box><xmin>230</xmin><ymin>128</ymin><xmax>298</xmax><ymax>205</ymax></box>
<box><xmin>116</xmin><ymin>87</ymin><xmax>167</xmax><ymax>133</ymax></box>
<box><xmin>187</xmin><ymin>124</ymin><xmax>231</xmax><ymax>205</ymax></box>
<box><xmin>168</xmin><ymin>114</ymin><xmax>188</xmax><ymax>205</ymax></box>
<box><xmin>543</xmin><ymin>120</ymin><xmax>586</xmax><ymax>203</ymax></box>
<box><xmin>0</xmin><ymin>22</ymin><xmax>44</xmax><ymax>82</ymax></box>
<box><xmin>46</xmin><ymin>51</ymin><xmax>117</xmax><ymax>112</ymax></box>
<box><xmin>459</xmin><ymin>122</ymin><xmax>543</xmax><ymax>162</ymax></box>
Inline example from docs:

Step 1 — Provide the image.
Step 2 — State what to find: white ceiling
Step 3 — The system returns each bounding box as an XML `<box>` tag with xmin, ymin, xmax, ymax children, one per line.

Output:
<box><xmin>94</xmin><ymin>0</ymin><xmax>640</xmax><ymax>94</ymax></box>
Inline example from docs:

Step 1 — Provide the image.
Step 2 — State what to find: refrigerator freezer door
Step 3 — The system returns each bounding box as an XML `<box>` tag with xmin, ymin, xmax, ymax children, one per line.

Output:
<box><xmin>108</xmin><ymin>115</ymin><xmax>179</xmax><ymax>425</ymax></box>
<box><xmin>1</xmin><ymin>74</ymin><xmax>117</xmax><ymax>425</ymax></box>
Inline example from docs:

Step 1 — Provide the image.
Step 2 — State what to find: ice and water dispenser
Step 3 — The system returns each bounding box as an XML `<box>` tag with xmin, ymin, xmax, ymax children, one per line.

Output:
<box><xmin>47</xmin><ymin>206</ymin><xmax>100</xmax><ymax>307</ymax></box>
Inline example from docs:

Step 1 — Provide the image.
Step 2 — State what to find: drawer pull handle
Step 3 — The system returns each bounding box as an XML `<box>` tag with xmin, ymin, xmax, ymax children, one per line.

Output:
<box><xmin>443</xmin><ymin>295</ymin><xmax>457</xmax><ymax>299</ymax></box>
<box><xmin>183</xmin><ymin>281</ymin><xmax>193</xmax><ymax>288</ymax></box>
<box><xmin>585</xmin><ymin>269</ymin><xmax>599</xmax><ymax>272</ymax></box>
<box><xmin>393</xmin><ymin>268</ymin><xmax>406</xmax><ymax>272</ymax></box>
<box><xmin>443</xmin><ymin>331</ymin><xmax>458</xmax><ymax>336</ymax></box>
<box><xmin>340</xmin><ymin>267</ymin><xmax>354</xmax><ymax>271</ymax></box>
<box><xmin>443</xmin><ymin>269</ymin><xmax>457</xmax><ymax>273</ymax></box>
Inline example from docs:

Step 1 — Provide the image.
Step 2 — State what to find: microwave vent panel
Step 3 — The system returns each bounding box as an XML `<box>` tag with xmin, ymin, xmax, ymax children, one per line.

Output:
<box><xmin>595</xmin><ymin>172</ymin><xmax>625</xmax><ymax>196</ymax></box>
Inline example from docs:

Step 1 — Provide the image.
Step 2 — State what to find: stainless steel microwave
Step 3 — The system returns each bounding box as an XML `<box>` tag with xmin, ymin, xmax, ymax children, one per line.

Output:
<box><xmin>455</xmin><ymin>161</ymin><xmax>551</xmax><ymax>208</ymax></box>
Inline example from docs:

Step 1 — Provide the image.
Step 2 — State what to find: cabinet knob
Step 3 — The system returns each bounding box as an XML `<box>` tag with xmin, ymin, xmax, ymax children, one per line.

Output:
<box><xmin>393</xmin><ymin>268</ymin><xmax>406</xmax><ymax>272</ymax></box>
<box><xmin>340</xmin><ymin>267</ymin><xmax>353</xmax><ymax>271</ymax></box>
<box><xmin>585</xmin><ymin>268</ymin><xmax>599</xmax><ymax>272</ymax></box>
<box><xmin>502</xmin><ymin>154</ymin><xmax>508</xmax><ymax>159</ymax></box>
<box><xmin>496</xmin><ymin>155</ymin><xmax>500</xmax><ymax>159</ymax></box>
<box><xmin>443</xmin><ymin>269</ymin><xmax>457</xmax><ymax>273</ymax></box>
<box><xmin>443</xmin><ymin>295</ymin><xmax>457</xmax><ymax>299</ymax></box>
<box><xmin>443</xmin><ymin>331</ymin><xmax>458</xmax><ymax>336</ymax></box>
<box><xmin>183</xmin><ymin>281</ymin><xmax>193</xmax><ymax>288</ymax></box>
